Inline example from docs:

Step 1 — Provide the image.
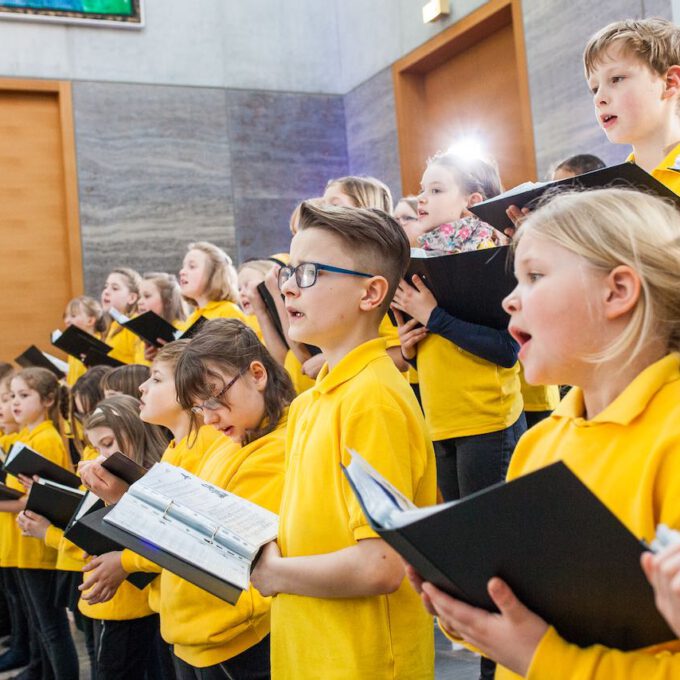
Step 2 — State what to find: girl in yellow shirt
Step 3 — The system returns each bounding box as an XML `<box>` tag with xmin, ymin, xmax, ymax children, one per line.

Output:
<box><xmin>75</xmin><ymin>340</ymin><xmax>226</xmax><ymax>679</ymax></box>
<box><xmin>101</xmin><ymin>267</ymin><xmax>143</xmax><ymax>364</ymax></box>
<box><xmin>4</xmin><ymin>368</ymin><xmax>78</xmax><ymax>679</ymax></box>
<box><xmin>179</xmin><ymin>241</ymin><xmax>246</xmax><ymax>329</ymax></box>
<box><xmin>62</xmin><ymin>295</ymin><xmax>108</xmax><ymax>387</ymax></box>
<box><xmin>409</xmin><ymin>188</ymin><xmax>680</xmax><ymax>679</ymax></box>
<box><xmin>135</xmin><ymin>271</ymin><xmax>188</xmax><ymax>364</ymax></box>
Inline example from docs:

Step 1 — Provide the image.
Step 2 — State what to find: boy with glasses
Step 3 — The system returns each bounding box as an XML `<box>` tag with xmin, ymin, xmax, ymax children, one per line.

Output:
<box><xmin>251</xmin><ymin>203</ymin><xmax>436</xmax><ymax>679</ymax></box>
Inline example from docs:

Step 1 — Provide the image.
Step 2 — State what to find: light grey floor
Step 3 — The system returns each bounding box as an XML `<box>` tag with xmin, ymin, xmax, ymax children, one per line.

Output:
<box><xmin>0</xmin><ymin>617</ymin><xmax>478</xmax><ymax>679</ymax></box>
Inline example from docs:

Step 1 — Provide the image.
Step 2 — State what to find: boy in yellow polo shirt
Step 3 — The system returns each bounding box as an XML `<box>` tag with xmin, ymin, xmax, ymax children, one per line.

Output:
<box><xmin>251</xmin><ymin>202</ymin><xmax>437</xmax><ymax>679</ymax></box>
<box><xmin>584</xmin><ymin>18</ymin><xmax>680</xmax><ymax>192</ymax></box>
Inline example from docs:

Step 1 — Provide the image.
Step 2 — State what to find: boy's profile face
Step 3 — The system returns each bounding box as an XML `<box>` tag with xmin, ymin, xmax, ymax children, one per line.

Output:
<box><xmin>281</xmin><ymin>228</ymin><xmax>373</xmax><ymax>348</ymax></box>
<box><xmin>587</xmin><ymin>45</ymin><xmax>669</xmax><ymax>145</ymax></box>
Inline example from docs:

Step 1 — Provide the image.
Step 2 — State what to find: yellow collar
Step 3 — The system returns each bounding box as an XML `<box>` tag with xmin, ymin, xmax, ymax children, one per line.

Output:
<box><xmin>553</xmin><ymin>353</ymin><xmax>680</xmax><ymax>426</ymax></box>
<box><xmin>626</xmin><ymin>141</ymin><xmax>680</xmax><ymax>174</ymax></box>
<box><xmin>313</xmin><ymin>338</ymin><xmax>388</xmax><ymax>395</ymax></box>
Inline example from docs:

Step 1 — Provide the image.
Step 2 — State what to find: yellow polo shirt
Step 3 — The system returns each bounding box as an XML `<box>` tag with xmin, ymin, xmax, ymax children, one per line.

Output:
<box><xmin>182</xmin><ymin>300</ymin><xmax>247</xmax><ymax>330</ymax></box>
<box><xmin>0</xmin><ymin>431</ymin><xmax>21</xmax><ymax>568</ymax></box>
<box><xmin>66</xmin><ymin>355</ymin><xmax>88</xmax><ymax>388</ymax></box>
<box><xmin>272</xmin><ymin>337</ymin><xmax>436</xmax><ymax>680</ymax></box>
<box><xmin>161</xmin><ymin>419</ymin><xmax>286</xmax><ymax>667</ymax></box>
<box><xmin>105</xmin><ymin>322</ymin><xmax>140</xmax><ymax>365</ymax></box>
<box><xmin>14</xmin><ymin>421</ymin><xmax>73</xmax><ymax>569</ymax></box>
<box><xmin>519</xmin><ymin>367</ymin><xmax>560</xmax><ymax>412</ymax></box>
<box><xmin>627</xmin><ymin>142</ymin><xmax>680</xmax><ymax>194</ymax></box>
<box><xmin>478</xmin><ymin>352</ymin><xmax>680</xmax><ymax>680</ymax></box>
<box><xmin>417</xmin><ymin>333</ymin><xmax>522</xmax><ymax>440</ymax></box>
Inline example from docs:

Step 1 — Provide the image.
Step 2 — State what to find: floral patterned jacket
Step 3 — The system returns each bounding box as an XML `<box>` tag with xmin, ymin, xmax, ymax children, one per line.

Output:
<box><xmin>416</xmin><ymin>215</ymin><xmax>503</xmax><ymax>255</ymax></box>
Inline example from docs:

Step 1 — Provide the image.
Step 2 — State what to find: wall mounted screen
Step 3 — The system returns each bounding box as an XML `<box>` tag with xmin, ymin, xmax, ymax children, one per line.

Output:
<box><xmin>0</xmin><ymin>1</ymin><xmax>143</xmax><ymax>28</ymax></box>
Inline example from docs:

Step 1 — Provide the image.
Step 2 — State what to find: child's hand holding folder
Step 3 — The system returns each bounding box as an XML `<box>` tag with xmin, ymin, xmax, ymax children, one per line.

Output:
<box><xmin>642</xmin><ymin>525</ymin><xmax>680</xmax><ymax>637</ymax></box>
<box><xmin>406</xmin><ymin>564</ymin><xmax>548</xmax><ymax>676</ymax></box>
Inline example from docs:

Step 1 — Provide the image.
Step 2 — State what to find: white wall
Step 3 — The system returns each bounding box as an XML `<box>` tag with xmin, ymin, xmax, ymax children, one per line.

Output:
<box><xmin>0</xmin><ymin>0</ymin><xmax>485</xmax><ymax>94</ymax></box>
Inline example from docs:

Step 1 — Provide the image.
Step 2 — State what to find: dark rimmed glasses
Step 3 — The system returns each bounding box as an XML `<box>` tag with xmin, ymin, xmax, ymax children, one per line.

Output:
<box><xmin>277</xmin><ymin>262</ymin><xmax>375</xmax><ymax>291</ymax></box>
<box><xmin>190</xmin><ymin>372</ymin><xmax>243</xmax><ymax>416</ymax></box>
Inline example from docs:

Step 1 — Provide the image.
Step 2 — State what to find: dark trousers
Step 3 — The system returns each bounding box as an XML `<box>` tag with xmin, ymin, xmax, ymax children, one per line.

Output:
<box><xmin>93</xmin><ymin>613</ymin><xmax>160</xmax><ymax>680</ymax></box>
<box><xmin>434</xmin><ymin>416</ymin><xmax>526</xmax><ymax>680</ymax></box>
<box><xmin>16</xmin><ymin>568</ymin><xmax>79</xmax><ymax>680</ymax></box>
<box><xmin>524</xmin><ymin>409</ymin><xmax>552</xmax><ymax>430</ymax></box>
<box><xmin>173</xmin><ymin>635</ymin><xmax>270</xmax><ymax>680</ymax></box>
<box><xmin>434</xmin><ymin>414</ymin><xmax>527</xmax><ymax>502</ymax></box>
<box><xmin>147</xmin><ymin>625</ymin><xmax>177</xmax><ymax>680</ymax></box>
<box><xmin>1</xmin><ymin>567</ymin><xmax>29</xmax><ymax>658</ymax></box>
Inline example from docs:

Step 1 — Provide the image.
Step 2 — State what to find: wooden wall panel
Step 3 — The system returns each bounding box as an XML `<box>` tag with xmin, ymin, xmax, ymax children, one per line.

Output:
<box><xmin>393</xmin><ymin>0</ymin><xmax>536</xmax><ymax>195</ymax></box>
<box><xmin>0</xmin><ymin>81</ymin><xmax>82</xmax><ymax>362</ymax></box>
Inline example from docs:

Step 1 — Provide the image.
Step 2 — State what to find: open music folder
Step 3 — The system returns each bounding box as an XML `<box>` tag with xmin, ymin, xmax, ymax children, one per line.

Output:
<box><xmin>97</xmin><ymin>462</ymin><xmax>278</xmax><ymax>604</ymax></box>
<box><xmin>342</xmin><ymin>451</ymin><xmax>675</xmax><ymax>651</ymax></box>
<box><xmin>14</xmin><ymin>345</ymin><xmax>68</xmax><ymax>379</ymax></box>
<box><xmin>469</xmin><ymin>161</ymin><xmax>680</xmax><ymax>232</ymax></box>
<box><xmin>25</xmin><ymin>478</ymin><xmax>85</xmax><ymax>530</ymax></box>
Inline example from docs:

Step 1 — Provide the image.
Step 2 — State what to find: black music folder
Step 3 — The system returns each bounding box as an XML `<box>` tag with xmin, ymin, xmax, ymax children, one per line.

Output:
<box><xmin>14</xmin><ymin>345</ymin><xmax>67</xmax><ymax>379</ymax></box>
<box><xmin>257</xmin><ymin>281</ymin><xmax>289</xmax><ymax>348</ymax></box>
<box><xmin>116</xmin><ymin>312</ymin><xmax>207</xmax><ymax>348</ymax></box>
<box><xmin>26</xmin><ymin>479</ymin><xmax>85</xmax><ymax>530</ymax></box>
<box><xmin>101</xmin><ymin>452</ymin><xmax>147</xmax><ymax>485</ymax></box>
<box><xmin>51</xmin><ymin>326</ymin><xmax>113</xmax><ymax>364</ymax></box>
<box><xmin>63</xmin><ymin>494</ymin><xmax>155</xmax><ymax>590</ymax></box>
<box><xmin>404</xmin><ymin>246</ymin><xmax>514</xmax><ymax>330</ymax></box>
<box><xmin>342</xmin><ymin>454</ymin><xmax>675</xmax><ymax>651</ymax></box>
<box><xmin>0</xmin><ymin>483</ymin><xmax>24</xmax><ymax>501</ymax></box>
<box><xmin>470</xmin><ymin>162</ymin><xmax>680</xmax><ymax>232</ymax></box>
<box><xmin>4</xmin><ymin>444</ymin><xmax>80</xmax><ymax>489</ymax></box>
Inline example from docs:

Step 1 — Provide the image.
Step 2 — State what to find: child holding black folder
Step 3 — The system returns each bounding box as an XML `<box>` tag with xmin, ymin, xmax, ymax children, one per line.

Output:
<box><xmin>101</xmin><ymin>267</ymin><xmax>144</xmax><ymax>364</ymax></box>
<box><xmin>5</xmin><ymin>368</ymin><xmax>79</xmax><ymax>679</ymax></box>
<box><xmin>63</xmin><ymin>295</ymin><xmax>108</xmax><ymax>387</ymax></box>
<box><xmin>409</xmin><ymin>188</ymin><xmax>680</xmax><ymax>679</ymax></box>
<box><xmin>392</xmin><ymin>152</ymin><xmax>525</xmax><ymax>505</ymax></box>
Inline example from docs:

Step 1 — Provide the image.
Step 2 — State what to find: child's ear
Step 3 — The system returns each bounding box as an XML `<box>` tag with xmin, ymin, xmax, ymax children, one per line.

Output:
<box><xmin>466</xmin><ymin>192</ymin><xmax>485</xmax><ymax>208</ymax></box>
<box><xmin>358</xmin><ymin>276</ymin><xmax>389</xmax><ymax>312</ymax></box>
<box><xmin>664</xmin><ymin>65</ymin><xmax>680</xmax><ymax>99</ymax></box>
<box><xmin>249</xmin><ymin>361</ymin><xmax>268</xmax><ymax>391</ymax></box>
<box><xmin>603</xmin><ymin>265</ymin><xmax>641</xmax><ymax>320</ymax></box>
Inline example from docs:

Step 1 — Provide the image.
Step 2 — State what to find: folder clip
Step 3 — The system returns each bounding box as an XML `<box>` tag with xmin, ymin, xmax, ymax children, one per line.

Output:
<box><xmin>161</xmin><ymin>500</ymin><xmax>174</xmax><ymax>521</ymax></box>
<box><xmin>206</xmin><ymin>525</ymin><xmax>219</xmax><ymax>544</ymax></box>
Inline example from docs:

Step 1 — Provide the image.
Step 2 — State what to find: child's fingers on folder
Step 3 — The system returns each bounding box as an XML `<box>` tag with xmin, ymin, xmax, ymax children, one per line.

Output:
<box><xmin>80</xmin><ymin>552</ymin><xmax>126</xmax><ymax>604</ymax></box>
<box><xmin>16</xmin><ymin>510</ymin><xmax>50</xmax><ymax>539</ymax></box>
<box><xmin>393</xmin><ymin>277</ymin><xmax>436</xmax><ymax>326</ymax></box>
<box><xmin>642</xmin><ymin>544</ymin><xmax>680</xmax><ymax>637</ymax></box>
<box><xmin>504</xmin><ymin>205</ymin><xmax>531</xmax><ymax>235</ymax></box>
<box><xmin>404</xmin><ymin>565</ymin><xmax>437</xmax><ymax>616</ymax></box>
<box><xmin>17</xmin><ymin>474</ymin><xmax>34</xmax><ymax>491</ymax></box>
<box><xmin>420</xmin><ymin>578</ymin><xmax>548</xmax><ymax>676</ymax></box>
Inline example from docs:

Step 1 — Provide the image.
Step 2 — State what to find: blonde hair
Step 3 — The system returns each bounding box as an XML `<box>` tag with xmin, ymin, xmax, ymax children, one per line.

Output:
<box><xmin>84</xmin><ymin>395</ymin><xmax>169</xmax><ymax>468</ymax></box>
<box><xmin>142</xmin><ymin>272</ymin><xmax>187</xmax><ymax>323</ymax></box>
<box><xmin>427</xmin><ymin>151</ymin><xmax>502</xmax><ymax>200</ymax></box>
<box><xmin>325</xmin><ymin>176</ymin><xmax>393</xmax><ymax>213</ymax></box>
<box><xmin>66</xmin><ymin>296</ymin><xmax>108</xmax><ymax>335</ymax></box>
<box><xmin>107</xmin><ymin>267</ymin><xmax>142</xmax><ymax>338</ymax></box>
<box><xmin>184</xmin><ymin>242</ymin><xmax>239</xmax><ymax>306</ymax></box>
<box><xmin>14</xmin><ymin>367</ymin><xmax>67</xmax><ymax>431</ymax></box>
<box><xmin>517</xmin><ymin>188</ymin><xmax>680</xmax><ymax>363</ymax></box>
<box><xmin>237</xmin><ymin>259</ymin><xmax>276</xmax><ymax>279</ymax></box>
<box><xmin>584</xmin><ymin>18</ymin><xmax>680</xmax><ymax>77</ymax></box>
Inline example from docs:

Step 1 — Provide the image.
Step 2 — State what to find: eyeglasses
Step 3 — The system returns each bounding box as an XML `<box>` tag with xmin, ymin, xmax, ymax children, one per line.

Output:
<box><xmin>190</xmin><ymin>373</ymin><xmax>243</xmax><ymax>416</ymax></box>
<box><xmin>277</xmin><ymin>262</ymin><xmax>375</xmax><ymax>291</ymax></box>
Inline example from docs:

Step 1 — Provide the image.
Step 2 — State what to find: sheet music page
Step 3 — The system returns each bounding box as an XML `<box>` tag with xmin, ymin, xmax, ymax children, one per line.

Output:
<box><xmin>74</xmin><ymin>491</ymin><xmax>102</xmax><ymax>521</ymax></box>
<box><xmin>42</xmin><ymin>351</ymin><xmax>69</xmax><ymax>374</ymax></box>
<box><xmin>105</xmin><ymin>493</ymin><xmax>251</xmax><ymax>589</ymax></box>
<box><xmin>127</xmin><ymin>463</ymin><xmax>278</xmax><ymax>559</ymax></box>
<box><xmin>5</xmin><ymin>442</ymin><xmax>27</xmax><ymax>465</ymax></box>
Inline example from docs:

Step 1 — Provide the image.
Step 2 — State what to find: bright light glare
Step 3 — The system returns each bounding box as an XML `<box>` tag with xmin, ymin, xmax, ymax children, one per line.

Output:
<box><xmin>447</xmin><ymin>136</ymin><xmax>486</xmax><ymax>160</ymax></box>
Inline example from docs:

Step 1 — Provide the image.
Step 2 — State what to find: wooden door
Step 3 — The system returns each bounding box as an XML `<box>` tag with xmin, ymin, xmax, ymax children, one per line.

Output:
<box><xmin>0</xmin><ymin>80</ymin><xmax>82</xmax><ymax>363</ymax></box>
<box><xmin>393</xmin><ymin>0</ymin><xmax>536</xmax><ymax>194</ymax></box>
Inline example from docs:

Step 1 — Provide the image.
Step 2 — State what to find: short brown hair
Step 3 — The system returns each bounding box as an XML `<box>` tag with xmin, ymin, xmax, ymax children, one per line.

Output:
<box><xmin>297</xmin><ymin>202</ymin><xmax>410</xmax><ymax>313</ymax></box>
<box><xmin>175</xmin><ymin>319</ymin><xmax>295</xmax><ymax>444</ymax></box>
<box><xmin>325</xmin><ymin>176</ymin><xmax>393</xmax><ymax>213</ymax></box>
<box><xmin>584</xmin><ymin>18</ymin><xmax>680</xmax><ymax>77</ymax></box>
<box><xmin>100</xmin><ymin>364</ymin><xmax>150</xmax><ymax>399</ymax></box>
